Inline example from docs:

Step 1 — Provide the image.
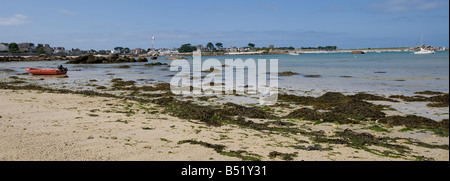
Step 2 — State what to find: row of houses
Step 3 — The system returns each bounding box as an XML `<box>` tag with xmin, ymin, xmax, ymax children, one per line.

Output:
<box><xmin>0</xmin><ymin>42</ymin><xmax>67</xmax><ymax>54</ymax></box>
<box><xmin>109</xmin><ymin>47</ymin><xmax>179</xmax><ymax>55</ymax></box>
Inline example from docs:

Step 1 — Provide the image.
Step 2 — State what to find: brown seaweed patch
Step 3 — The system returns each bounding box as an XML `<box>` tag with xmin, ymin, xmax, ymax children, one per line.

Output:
<box><xmin>389</xmin><ymin>95</ymin><xmax>428</xmax><ymax>102</ymax></box>
<box><xmin>111</xmin><ymin>78</ymin><xmax>136</xmax><ymax>89</ymax></box>
<box><xmin>282</xmin><ymin>92</ymin><xmax>387</xmax><ymax>124</ymax></box>
<box><xmin>389</xmin><ymin>93</ymin><xmax>449</xmax><ymax>108</ymax></box>
<box><xmin>379</xmin><ymin>116</ymin><xmax>449</xmax><ymax>136</ymax></box>
<box><xmin>314</xmin><ymin>129</ymin><xmax>413</xmax><ymax>159</ymax></box>
<box><xmin>415</xmin><ymin>91</ymin><xmax>446</xmax><ymax>95</ymax></box>
<box><xmin>268</xmin><ymin>151</ymin><xmax>298</xmax><ymax>161</ymax></box>
<box><xmin>278</xmin><ymin>71</ymin><xmax>299</xmax><ymax>76</ymax></box>
<box><xmin>349</xmin><ymin>93</ymin><xmax>398</xmax><ymax>102</ymax></box>
<box><xmin>427</xmin><ymin>94</ymin><xmax>449</xmax><ymax>108</ymax></box>
<box><xmin>118</xmin><ymin>65</ymin><xmax>131</xmax><ymax>69</ymax></box>
<box><xmin>304</xmin><ymin>75</ymin><xmax>321</xmax><ymax>78</ymax></box>
<box><xmin>177</xmin><ymin>139</ymin><xmax>262</xmax><ymax>161</ymax></box>
<box><xmin>220</xmin><ymin>103</ymin><xmax>273</xmax><ymax>119</ymax></box>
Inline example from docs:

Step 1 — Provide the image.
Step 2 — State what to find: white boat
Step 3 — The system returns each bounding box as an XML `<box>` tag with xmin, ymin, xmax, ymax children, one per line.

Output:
<box><xmin>414</xmin><ymin>48</ymin><xmax>435</xmax><ymax>55</ymax></box>
<box><xmin>289</xmin><ymin>52</ymin><xmax>300</xmax><ymax>56</ymax></box>
<box><xmin>414</xmin><ymin>33</ymin><xmax>435</xmax><ymax>55</ymax></box>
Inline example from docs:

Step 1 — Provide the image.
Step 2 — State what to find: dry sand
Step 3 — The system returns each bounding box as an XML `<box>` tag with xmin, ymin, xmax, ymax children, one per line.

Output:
<box><xmin>0</xmin><ymin>89</ymin><xmax>448</xmax><ymax>161</ymax></box>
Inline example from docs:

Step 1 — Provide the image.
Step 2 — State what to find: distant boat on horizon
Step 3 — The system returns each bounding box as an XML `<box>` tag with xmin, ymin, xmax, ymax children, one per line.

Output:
<box><xmin>289</xmin><ymin>52</ymin><xmax>300</xmax><ymax>56</ymax></box>
<box><xmin>414</xmin><ymin>33</ymin><xmax>435</xmax><ymax>55</ymax></box>
<box><xmin>414</xmin><ymin>48</ymin><xmax>435</xmax><ymax>55</ymax></box>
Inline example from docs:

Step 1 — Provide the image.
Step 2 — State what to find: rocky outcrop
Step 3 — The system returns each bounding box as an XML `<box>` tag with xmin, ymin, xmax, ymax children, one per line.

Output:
<box><xmin>137</xmin><ymin>56</ymin><xmax>148</xmax><ymax>62</ymax></box>
<box><xmin>166</xmin><ymin>56</ymin><xmax>187</xmax><ymax>60</ymax></box>
<box><xmin>351</xmin><ymin>51</ymin><xmax>365</xmax><ymax>54</ymax></box>
<box><xmin>66</xmin><ymin>54</ymin><xmax>147</xmax><ymax>64</ymax></box>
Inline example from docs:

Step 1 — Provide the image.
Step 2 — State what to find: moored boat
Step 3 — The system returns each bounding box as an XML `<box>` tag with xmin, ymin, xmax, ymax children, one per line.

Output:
<box><xmin>414</xmin><ymin>48</ymin><xmax>435</xmax><ymax>55</ymax></box>
<box><xmin>25</xmin><ymin>66</ymin><xmax>68</xmax><ymax>75</ymax></box>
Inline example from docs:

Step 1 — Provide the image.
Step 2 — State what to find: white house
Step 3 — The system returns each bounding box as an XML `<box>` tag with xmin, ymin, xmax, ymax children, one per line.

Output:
<box><xmin>111</xmin><ymin>49</ymin><xmax>121</xmax><ymax>54</ymax></box>
<box><xmin>0</xmin><ymin>43</ymin><xmax>8</xmax><ymax>51</ymax></box>
<box><xmin>53</xmin><ymin>47</ymin><xmax>66</xmax><ymax>54</ymax></box>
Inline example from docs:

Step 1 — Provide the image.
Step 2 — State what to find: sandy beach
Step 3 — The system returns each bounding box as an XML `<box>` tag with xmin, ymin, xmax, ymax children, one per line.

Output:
<box><xmin>1</xmin><ymin>88</ymin><xmax>448</xmax><ymax>161</ymax></box>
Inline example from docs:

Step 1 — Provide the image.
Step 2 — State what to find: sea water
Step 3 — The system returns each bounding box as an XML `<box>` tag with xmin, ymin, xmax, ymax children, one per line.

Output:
<box><xmin>1</xmin><ymin>51</ymin><xmax>448</xmax><ymax>97</ymax></box>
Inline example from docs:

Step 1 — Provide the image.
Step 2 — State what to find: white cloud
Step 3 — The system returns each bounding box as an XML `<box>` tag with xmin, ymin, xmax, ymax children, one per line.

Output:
<box><xmin>370</xmin><ymin>0</ymin><xmax>446</xmax><ymax>12</ymax></box>
<box><xmin>58</xmin><ymin>9</ymin><xmax>77</xmax><ymax>16</ymax></box>
<box><xmin>0</xmin><ymin>14</ymin><xmax>29</xmax><ymax>26</ymax></box>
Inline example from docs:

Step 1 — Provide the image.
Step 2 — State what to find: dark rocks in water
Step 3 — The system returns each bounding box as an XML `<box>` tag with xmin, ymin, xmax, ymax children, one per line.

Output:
<box><xmin>137</xmin><ymin>56</ymin><xmax>149</xmax><ymax>62</ymax></box>
<box><xmin>109</xmin><ymin>53</ymin><xmax>119</xmax><ymax>60</ymax></box>
<box><xmin>0</xmin><ymin>69</ymin><xmax>15</xmax><ymax>72</ymax></box>
<box><xmin>278</xmin><ymin>71</ymin><xmax>299</xmax><ymax>76</ymax></box>
<box><xmin>304</xmin><ymin>75</ymin><xmax>321</xmax><ymax>78</ymax></box>
<box><xmin>66</xmin><ymin>54</ymin><xmax>140</xmax><ymax>64</ymax></box>
<box><xmin>415</xmin><ymin>91</ymin><xmax>445</xmax><ymax>95</ymax></box>
<box><xmin>144</xmin><ymin>62</ymin><xmax>168</xmax><ymax>66</ymax></box>
<box><xmin>352</xmin><ymin>51</ymin><xmax>365</xmax><ymax>54</ymax></box>
<box><xmin>118</xmin><ymin>65</ymin><xmax>131</xmax><ymax>69</ymax></box>
<box><xmin>166</xmin><ymin>56</ymin><xmax>187</xmax><ymax>60</ymax></box>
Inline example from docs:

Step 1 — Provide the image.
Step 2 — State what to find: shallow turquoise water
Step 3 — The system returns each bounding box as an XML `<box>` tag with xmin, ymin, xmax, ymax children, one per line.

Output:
<box><xmin>1</xmin><ymin>51</ymin><xmax>449</xmax><ymax>96</ymax></box>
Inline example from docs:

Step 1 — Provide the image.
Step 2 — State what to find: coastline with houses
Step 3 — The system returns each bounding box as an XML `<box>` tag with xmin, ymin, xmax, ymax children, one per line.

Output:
<box><xmin>1</xmin><ymin>41</ymin><xmax>448</xmax><ymax>61</ymax></box>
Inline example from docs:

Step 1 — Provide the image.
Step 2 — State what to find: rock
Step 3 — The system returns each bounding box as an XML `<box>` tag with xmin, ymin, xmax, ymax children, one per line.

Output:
<box><xmin>109</xmin><ymin>53</ymin><xmax>119</xmax><ymax>61</ymax></box>
<box><xmin>86</xmin><ymin>55</ymin><xmax>101</xmax><ymax>64</ymax></box>
<box><xmin>352</xmin><ymin>51</ymin><xmax>365</xmax><ymax>54</ymax></box>
<box><xmin>166</xmin><ymin>56</ymin><xmax>187</xmax><ymax>60</ymax></box>
<box><xmin>137</xmin><ymin>56</ymin><xmax>148</xmax><ymax>62</ymax></box>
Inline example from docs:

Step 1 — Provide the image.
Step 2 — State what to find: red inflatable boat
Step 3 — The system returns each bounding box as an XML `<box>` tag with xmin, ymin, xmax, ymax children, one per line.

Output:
<box><xmin>25</xmin><ymin>68</ymin><xmax>68</xmax><ymax>75</ymax></box>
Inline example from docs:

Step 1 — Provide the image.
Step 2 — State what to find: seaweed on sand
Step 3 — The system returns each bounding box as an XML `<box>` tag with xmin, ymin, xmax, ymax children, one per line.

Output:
<box><xmin>111</xmin><ymin>78</ymin><xmax>136</xmax><ymax>89</ymax></box>
<box><xmin>178</xmin><ymin>140</ymin><xmax>262</xmax><ymax>161</ymax></box>
<box><xmin>314</xmin><ymin>129</ymin><xmax>412</xmax><ymax>158</ymax></box>
<box><xmin>389</xmin><ymin>93</ymin><xmax>449</xmax><ymax>108</ymax></box>
<box><xmin>219</xmin><ymin>103</ymin><xmax>273</xmax><ymax>119</ymax></box>
<box><xmin>283</xmin><ymin>92</ymin><xmax>387</xmax><ymax>124</ymax></box>
<box><xmin>380</xmin><ymin>116</ymin><xmax>449</xmax><ymax>136</ymax></box>
<box><xmin>268</xmin><ymin>151</ymin><xmax>298</xmax><ymax>161</ymax></box>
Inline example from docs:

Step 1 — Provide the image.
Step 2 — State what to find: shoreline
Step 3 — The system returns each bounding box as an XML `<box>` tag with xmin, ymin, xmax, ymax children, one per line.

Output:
<box><xmin>2</xmin><ymin>49</ymin><xmax>447</xmax><ymax>60</ymax></box>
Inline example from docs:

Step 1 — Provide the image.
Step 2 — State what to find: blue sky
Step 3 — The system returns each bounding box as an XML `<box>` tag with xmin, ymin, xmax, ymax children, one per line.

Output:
<box><xmin>0</xmin><ymin>0</ymin><xmax>448</xmax><ymax>50</ymax></box>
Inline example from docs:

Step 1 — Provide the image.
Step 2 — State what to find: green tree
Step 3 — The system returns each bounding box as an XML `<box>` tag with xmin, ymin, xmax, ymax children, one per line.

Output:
<box><xmin>206</xmin><ymin>42</ymin><xmax>215</xmax><ymax>51</ymax></box>
<box><xmin>248</xmin><ymin>43</ymin><xmax>255</xmax><ymax>49</ymax></box>
<box><xmin>8</xmin><ymin>43</ymin><xmax>19</xmax><ymax>53</ymax></box>
<box><xmin>215</xmin><ymin>43</ymin><xmax>223</xmax><ymax>49</ymax></box>
<box><xmin>178</xmin><ymin>43</ymin><xmax>197</xmax><ymax>53</ymax></box>
<box><xmin>114</xmin><ymin>47</ymin><xmax>124</xmax><ymax>53</ymax></box>
<box><xmin>34</xmin><ymin>44</ymin><xmax>45</xmax><ymax>54</ymax></box>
